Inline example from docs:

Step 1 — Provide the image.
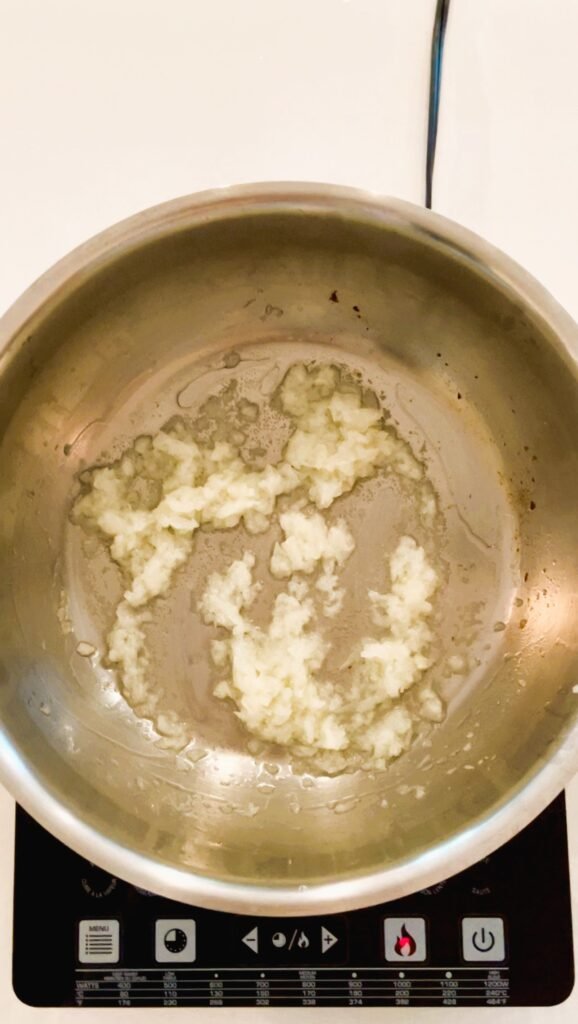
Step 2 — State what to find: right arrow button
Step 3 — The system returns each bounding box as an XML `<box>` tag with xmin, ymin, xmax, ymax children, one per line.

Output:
<box><xmin>321</xmin><ymin>926</ymin><xmax>339</xmax><ymax>954</ymax></box>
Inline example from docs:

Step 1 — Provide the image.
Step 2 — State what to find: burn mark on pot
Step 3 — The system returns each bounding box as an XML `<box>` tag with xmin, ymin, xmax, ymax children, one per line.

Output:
<box><xmin>260</xmin><ymin>304</ymin><xmax>283</xmax><ymax>321</ymax></box>
<box><xmin>22</xmin><ymin>334</ymin><xmax>41</xmax><ymax>379</ymax></box>
<box><xmin>61</xmin><ymin>419</ymin><xmax>106</xmax><ymax>455</ymax></box>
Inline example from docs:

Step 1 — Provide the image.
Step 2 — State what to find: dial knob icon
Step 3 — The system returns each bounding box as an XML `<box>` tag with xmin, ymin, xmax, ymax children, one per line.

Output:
<box><xmin>80</xmin><ymin>865</ymin><xmax>117</xmax><ymax>898</ymax></box>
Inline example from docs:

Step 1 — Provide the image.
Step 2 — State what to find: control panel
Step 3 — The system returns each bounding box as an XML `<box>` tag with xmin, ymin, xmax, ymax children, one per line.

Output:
<box><xmin>13</xmin><ymin>795</ymin><xmax>573</xmax><ymax>1007</ymax></box>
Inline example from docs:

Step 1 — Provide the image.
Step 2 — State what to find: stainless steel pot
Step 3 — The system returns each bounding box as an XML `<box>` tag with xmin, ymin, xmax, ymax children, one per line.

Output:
<box><xmin>1</xmin><ymin>183</ymin><xmax>577</xmax><ymax>916</ymax></box>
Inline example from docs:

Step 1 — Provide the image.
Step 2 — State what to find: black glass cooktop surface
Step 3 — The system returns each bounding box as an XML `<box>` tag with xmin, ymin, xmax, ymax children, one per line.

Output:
<box><xmin>13</xmin><ymin>793</ymin><xmax>573</xmax><ymax>1008</ymax></box>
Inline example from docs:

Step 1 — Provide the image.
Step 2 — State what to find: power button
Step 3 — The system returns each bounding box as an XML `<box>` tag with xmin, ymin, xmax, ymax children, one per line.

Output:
<box><xmin>462</xmin><ymin>917</ymin><xmax>506</xmax><ymax>962</ymax></box>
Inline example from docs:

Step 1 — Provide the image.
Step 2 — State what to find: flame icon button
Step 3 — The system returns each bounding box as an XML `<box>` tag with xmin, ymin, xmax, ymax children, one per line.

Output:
<box><xmin>384</xmin><ymin>918</ymin><xmax>427</xmax><ymax>962</ymax></box>
<box><xmin>394</xmin><ymin>923</ymin><xmax>417</xmax><ymax>957</ymax></box>
<box><xmin>282</xmin><ymin>928</ymin><xmax>311</xmax><ymax>951</ymax></box>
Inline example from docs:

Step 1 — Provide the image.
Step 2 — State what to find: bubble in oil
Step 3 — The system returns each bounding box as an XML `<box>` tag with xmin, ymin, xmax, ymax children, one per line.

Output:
<box><xmin>237</xmin><ymin>802</ymin><xmax>260</xmax><ymax>818</ymax></box>
<box><xmin>76</xmin><ymin>641</ymin><xmax>96</xmax><ymax>657</ymax></box>
<box><xmin>239</xmin><ymin>399</ymin><xmax>259</xmax><ymax>422</ymax></box>
<box><xmin>258</xmin><ymin>364</ymin><xmax>282</xmax><ymax>396</ymax></box>
<box><xmin>186</xmin><ymin>747</ymin><xmax>208</xmax><ymax>764</ymax></box>
<box><xmin>257</xmin><ymin>782</ymin><xmax>276</xmax><ymax>795</ymax></box>
<box><xmin>223</xmin><ymin>351</ymin><xmax>241</xmax><ymax>369</ymax></box>
<box><xmin>331</xmin><ymin>799</ymin><xmax>358</xmax><ymax>815</ymax></box>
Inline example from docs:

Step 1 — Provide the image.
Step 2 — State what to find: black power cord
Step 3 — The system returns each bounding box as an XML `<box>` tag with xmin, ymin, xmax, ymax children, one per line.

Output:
<box><xmin>425</xmin><ymin>0</ymin><xmax>451</xmax><ymax>209</ymax></box>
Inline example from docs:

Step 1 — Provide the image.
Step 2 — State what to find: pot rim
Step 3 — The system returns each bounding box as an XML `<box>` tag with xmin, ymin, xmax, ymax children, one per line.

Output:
<box><xmin>1</xmin><ymin>181</ymin><xmax>578</xmax><ymax>915</ymax></box>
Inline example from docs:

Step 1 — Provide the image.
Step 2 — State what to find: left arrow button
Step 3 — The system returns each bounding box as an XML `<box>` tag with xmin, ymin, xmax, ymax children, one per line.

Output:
<box><xmin>242</xmin><ymin>926</ymin><xmax>259</xmax><ymax>954</ymax></box>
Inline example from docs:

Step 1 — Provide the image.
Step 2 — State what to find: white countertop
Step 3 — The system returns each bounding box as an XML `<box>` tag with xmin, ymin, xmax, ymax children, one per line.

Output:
<box><xmin>1</xmin><ymin>1</ymin><xmax>578</xmax><ymax>1020</ymax></box>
